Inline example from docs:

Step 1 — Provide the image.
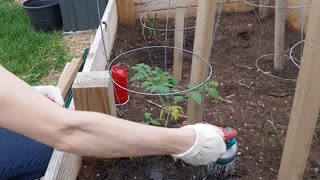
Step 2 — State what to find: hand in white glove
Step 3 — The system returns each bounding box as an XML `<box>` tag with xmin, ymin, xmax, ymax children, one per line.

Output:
<box><xmin>33</xmin><ymin>86</ymin><xmax>64</xmax><ymax>107</ymax></box>
<box><xmin>172</xmin><ymin>123</ymin><xmax>227</xmax><ymax>166</ymax></box>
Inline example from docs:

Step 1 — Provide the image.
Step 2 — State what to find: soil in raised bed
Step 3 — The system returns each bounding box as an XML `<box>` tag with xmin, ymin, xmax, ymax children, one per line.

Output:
<box><xmin>78</xmin><ymin>11</ymin><xmax>320</xmax><ymax>180</ymax></box>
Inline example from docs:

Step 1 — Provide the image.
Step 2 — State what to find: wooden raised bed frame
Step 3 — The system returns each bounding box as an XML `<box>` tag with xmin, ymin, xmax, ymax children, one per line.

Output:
<box><xmin>43</xmin><ymin>0</ymin><xmax>319</xmax><ymax>179</ymax></box>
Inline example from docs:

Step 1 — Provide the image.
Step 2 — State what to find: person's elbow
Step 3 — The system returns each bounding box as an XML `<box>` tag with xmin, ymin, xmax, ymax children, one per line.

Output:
<box><xmin>50</xmin><ymin>110</ymin><xmax>79</xmax><ymax>153</ymax></box>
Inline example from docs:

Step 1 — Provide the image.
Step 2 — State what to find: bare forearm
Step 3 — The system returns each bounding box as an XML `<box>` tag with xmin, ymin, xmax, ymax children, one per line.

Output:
<box><xmin>0</xmin><ymin>66</ymin><xmax>67</xmax><ymax>147</ymax></box>
<box><xmin>60</xmin><ymin>111</ymin><xmax>195</xmax><ymax>158</ymax></box>
<box><xmin>0</xmin><ymin>66</ymin><xmax>195</xmax><ymax>158</ymax></box>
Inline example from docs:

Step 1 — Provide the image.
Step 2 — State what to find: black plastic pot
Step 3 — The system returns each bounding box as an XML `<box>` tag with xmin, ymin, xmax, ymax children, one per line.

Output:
<box><xmin>22</xmin><ymin>0</ymin><xmax>63</xmax><ymax>31</ymax></box>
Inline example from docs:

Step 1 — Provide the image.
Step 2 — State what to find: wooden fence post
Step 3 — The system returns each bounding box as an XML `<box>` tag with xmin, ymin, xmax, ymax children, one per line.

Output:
<box><xmin>274</xmin><ymin>0</ymin><xmax>287</xmax><ymax>72</ymax></box>
<box><xmin>187</xmin><ymin>0</ymin><xmax>217</xmax><ymax>124</ymax></box>
<box><xmin>278</xmin><ymin>1</ymin><xmax>320</xmax><ymax>179</ymax></box>
<box><xmin>116</xmin><ymin>0</ymin><xmax>135</xmax><ymax>27</ymax></box>
<box><xmin>173</xmin><ymin>0</ymin><xmax>187</xmax><ymax>81</ymax></box>
<box><xmin>259</xmin><ymin>0</ymin><xmax>270</xmax><ymax>20</ymax></box>
<box><xmin>57</xmin><ymin>58</ymin><xmax>82</xmax><ymax>99</ymax></box>
<box><xmin>72</xmin><ymin>71</ymin><xmax>116</xmax><ymax>116</ymax></box>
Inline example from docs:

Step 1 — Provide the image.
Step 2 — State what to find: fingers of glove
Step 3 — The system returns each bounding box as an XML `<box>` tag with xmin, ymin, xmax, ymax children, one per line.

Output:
<box><xmin>221</xmin><ymin>127</ymin><xmax>238</xmax><ymax>141</ymax></box>
<box><xmin>33</xmin><ymin>86</ymin><xmax>64</xmax><ymax>106</ymax></box>
<box><xmin>174</xmin><ymin>123</ymin><xmax>226</xmax><ymax>166</ymax></box>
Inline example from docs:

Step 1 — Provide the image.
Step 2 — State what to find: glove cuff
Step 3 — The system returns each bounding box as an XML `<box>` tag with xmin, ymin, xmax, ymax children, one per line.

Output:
<box><xmin>172</xmin><ymin>124</ymin><xmax>226</xmax><ymax>166</ymax></box>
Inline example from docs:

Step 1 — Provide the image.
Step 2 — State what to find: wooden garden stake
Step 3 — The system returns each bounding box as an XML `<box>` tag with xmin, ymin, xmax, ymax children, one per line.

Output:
<box><xmin>259</xmin><ymin>0</ymin><xmax>269</xmax><ymax>20</ymax></box>
<box><xmin>173</xmin><ymin>0</ymin><xmax>187</xmax><ymax>81</ymax></box>
<box><xmin>44</xmin><ymin>0</ymin><xmax>119</xmax><ymax>179</ymax></box>
<box><xmin>57</xmin><ymin>58</ymin><xmax>82</xmax><ymax>99</ymax></box>
<box><xmin>116</xmin><ymin>0</ymin><xmax>135</xmax><ymax>27</ymax></box>
<box><xmin>72</xmin><ymin>71</ymin><xmax>116</xmax><ymax>165</ymax></box>
<box><xmin>72</xmin><ymin>71</ymin><xmax>116</xmax><ymax>116</ymax></box>
<box><xmin>44</xmin><ymin>61</ymin><xmax>83</xmax><ymax>180</ymax></box>
<box><xmin>278</xmin><ymin>1</ymin><xmax>320</xmax><ymax>179</ymax></box>
<box><xmin>274</xmin><ymin>0</ymin><xmax>287</xmax><ymax>72</ymax></box>
<box><xmin>187</xmin><ymin>0</ymin><xmax>218</xmax><ymax>123</ymax></box>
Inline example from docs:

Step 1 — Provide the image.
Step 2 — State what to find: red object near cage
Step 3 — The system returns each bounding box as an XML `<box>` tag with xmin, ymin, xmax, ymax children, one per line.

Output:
<box><xmin>111</xmin><ymin>64</ymin><xmax>129</xmax><ymax>105</ymax></box>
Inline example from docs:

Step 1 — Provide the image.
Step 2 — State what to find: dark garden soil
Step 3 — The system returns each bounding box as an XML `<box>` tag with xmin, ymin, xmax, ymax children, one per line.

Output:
<box><xmin>79</xmin><ymin>11</ymin><xmax>320</xmax><ymax>180</ymax></box>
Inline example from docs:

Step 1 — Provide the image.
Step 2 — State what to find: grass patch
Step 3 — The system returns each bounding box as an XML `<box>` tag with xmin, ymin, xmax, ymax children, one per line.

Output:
<box><xmin>0</xmin><ymin>0</ymin><xmax>69</xmax><ymax>85</ymax></box>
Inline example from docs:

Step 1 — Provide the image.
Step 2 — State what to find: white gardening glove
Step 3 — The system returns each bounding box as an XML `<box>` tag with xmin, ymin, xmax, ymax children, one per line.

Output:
<box><xmin>33</xmin><ymin>86</ymin><xmax>64</xmax><ymax>107</ymax></box>
<box><xmin>172</xmin><ymin>123</ymin><xmax>226</xmax><ymax>166</ymax></box>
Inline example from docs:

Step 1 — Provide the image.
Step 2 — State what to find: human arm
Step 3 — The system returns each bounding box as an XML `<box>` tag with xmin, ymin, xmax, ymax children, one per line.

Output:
<box><xmin>0</xmin><ymin>65</ymin><xmax>194</xmax><ymax>157</ymax></box>
<box><xmin>0</xmin><ymin>65</ymin><xmax>232</xmax><ymax>165</ymax></box>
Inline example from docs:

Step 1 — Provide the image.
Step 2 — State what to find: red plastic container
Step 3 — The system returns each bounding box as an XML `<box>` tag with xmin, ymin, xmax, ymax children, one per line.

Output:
<box><xmin>111</xmin><ymin>64</ymin><xmax>129</xmax><ymax>105</ymax></box>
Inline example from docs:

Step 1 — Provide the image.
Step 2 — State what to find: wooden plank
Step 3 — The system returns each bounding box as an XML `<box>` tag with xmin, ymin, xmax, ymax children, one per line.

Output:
<box><xmin>187</xmin><ymin>0</ymin><xmax>218</xmax><ymax>124</ymax></box>
<box><xmin>278</xmin><ymin>0</ymin><xmax>320</xmax><ymax>179</ymax></box>
<box><xmin>135</xmin><ymin>1</ymin><xmax>252</xmax><ymax>19</ymax></box>
<box><xmin>44</xmin><ymin>75</ymin><xmax>83</xmax><ymax>180</ymax></box>
<box><xmin>274</xmin><ymin>0</ymin><xmax>287</xmax><ymax>72</ymax></box>
<box><xmin>72</xmin><ymin>71</ymin><xmax>116</xmax><ymax>166</ymax></box>
<box><xmin>57</xmin><ymin>58</ymin><xmax>82</xmax><ymax>99</ymax></box>
<box><xmin>134</xmin><ymin>0</ymin><xmax>244</xmax><ymax>13</ymax></box>
<box><xmin>44</xmin><ymin>105</ymin><xmax>83</xmax><ymax>180</ymax></box>
<box><xmin>72</xmin><ymin>71</ymin><xmax>116</xmax><ymax>116</ymax></box>
<box><xmin>84</xmin><ymin>0</ymin><xmax>118</xmax><ymax>71</ymax></box>
<box><xmin>44</xmin><ymin>0</ymin><xmax>118</xmax><ymax>179</ymax></box>
<box><xmin>259</xmin><ymin>0</ymin><xmax>270</xmax><ymax>20</ymax></box>
<box><xmin>116</xmin><ymin>0</ymin><xmax>136</xmax><ymax>27</ymax></box>
<box><xmin>173</xmin><ymin>0</ymin><xmax>186</xmax><ymax>81</ymax></box>
<box><xmin>286</xmin><ymin>0</ymin><xmax>312</xmax><ymax>34</ymax></box>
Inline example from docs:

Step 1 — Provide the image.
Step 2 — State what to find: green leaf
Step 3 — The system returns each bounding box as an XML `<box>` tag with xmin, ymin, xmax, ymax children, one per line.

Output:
<box><xmin>189</xmin><ymin>92</ymin><xmax>202</xmax><ymax>104</ymax></box>
<box><xmin>173</xmin><ymin>96</ymin><xmax>184</xmax><ymax>104</ymax></box>
<box><xmin>144</xmin><ymin>112</ymin><xmax>152</xmax><ymax>120</ymax></box>
<box><xmin>212</xmin><ymin>81</ymin><xmax>219</xmax><ymax>88</ymax></box>
<box><xmin>150</xmin><ymin>119</ymin><xmax>161</xmax><ymax>126</ymax></box>
<box><xmin>171</xmin><ymin>77</ymin><xmax>179</xmax><ymax>86</ymax></box>
<box><xmin>208</xmin><ymin>88</ymin><xmax>220</xmax><ymax>99</ymax></box>
<box><xmin>141</xmin><ymin>81</ymin><xmax>151</xmax><ymax>89</ymax></box>
<box><xmin>158</xmin><ymin>86</ymin><xmax>170</xmax><ymax>94</ymax></box>
<box><xmin>187</xmin><ymin>83</ymin><xmax>197</xmax><ymax>89</ymax></box>
<box><xmin>130</xmin><ymin>73</ymin><xmax>145</xmax><ymax>82</ymax></box>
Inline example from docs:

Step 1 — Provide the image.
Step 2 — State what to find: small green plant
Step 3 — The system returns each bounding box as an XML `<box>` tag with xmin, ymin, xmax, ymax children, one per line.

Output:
<box><xmin>147</xmin><ymin>13</ymin><xmax>158</xmax><ymax>40</ymax></box>
<box><xmin>131</xmin><ymin>63</ymin><xmax>220</xmax><ymax>127</ymax></box>
<box><xmin>142</xmin><ymin>112</ymin><xmax>161</xmax><ymax>126</ymax></box>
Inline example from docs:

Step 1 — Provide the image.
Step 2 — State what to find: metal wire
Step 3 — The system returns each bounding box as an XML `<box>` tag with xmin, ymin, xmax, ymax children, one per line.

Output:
<box><xmin>140</xmin><ymin>10</ymin><xmax>196</xmax><ymax>31</ymax></box>
<box><xmin>243</xmin><ymin>0</ymin><xmax>311</xmax><ymax>9</ymax></box>
<box><xmin>246</xmin><ymin>0</ymin><xmax>305</xmax><ymax>80</ymax></box>
<box><xmin>211</xmin><ymin>0</ymin><xmax>224</xmax><ymax>53</ymax></box>
<box><xmin>300</xmin><ymin>0</ymin><xmax>305</xmax><ymax>60</ymax></box>
<box><xmin>96</xmin><ymin>0</ymin><xmax>109</xmax><ymax>69</ymax></box>
<box><xmin>255</xmin><ymin>54</ymin><xmax>297</xmax><ymax>81</ymax></box>
<box><xmin>183</xmin><ymin>0</ymin><xmax>191</xmax><ymax>49</ymax></box>
<box><xmin>204</xmin><ymin>0</ymin><xmax>225</xmax><ymax>124</ymax></box>
<box><xmin>251</xmin><ymin>5</ymin><xmax>264</xmax><ymax>50</ymax></box>
<box><xmin>164</xmin><ymin>0</ymin><xmax>171</xmax><ymax>71</ymax></box>
<box><xmin>109</xmin><ymin>46</ymin><xmax>213</xmax><ymax>96</ymax></box>
<box><xmin>289</xmin><ymin>40</ymin><xmax>305</xmax><ymax>69</ymax></box>
<box><xmin>96</xmin><ymin>0</ymin><xmax>126</xmax><ymax>116</ymax></box>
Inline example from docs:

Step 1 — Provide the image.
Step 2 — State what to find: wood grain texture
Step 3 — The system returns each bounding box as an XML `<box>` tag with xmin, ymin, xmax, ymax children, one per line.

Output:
<box><xmin>173</xmin><ymin>0</ymin><xmax>186</xmax><ymax>81</ymax></box>
<box><xmin>278</xmin><ymin>1</ymin><xmax>320</xmax><ymax>179</ymax></box>
<box><xmin>44</xmin><ymin>82</ymin><xmax>82</xmax><ymax>180</ymax></box>
<box><xmin>259</xmin><ymin>0</ymin><xmax>269</xmax><ymax>20</ymax></box>
<box><xmin>84</xmin><ymin>0</ymin><xmax>118</xmax><ymax>72</ymax></box>
<box><xmin>286</xmin><ymin>0</ymin><xmax>312</xmax><ymax>34</ymax></box>
<box><xmin>72</xmin><ymin>71</ymin><xmax>116</xmax><ymax>116</ymax></box>
<box><xmin>57</xmin><ymin>58</ymin><xmax>82</xmax><ymax>99</ymax></box>
<box><xmin>117</xmin><ymin>0</ymin><xmax>136</xmax><ymax>27</ymax></box>
<box><xmin>274</xmin><ymin>0</ymin><xmax>287</xmax><ymax>71</ymax></box>
<box><xmin>135</xmin><ymin>0</ymin><xmax>252</xmax><ymax>19</ymax></box>
<box><xmin>44</xmin><ymin>0</ymin><xmax>118</xmax><ymax>179</ymax></box>
<box><xmin>187</xmin><ymin>0</ymin><xmax>218</xmax><ymax>123</ymax></box>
